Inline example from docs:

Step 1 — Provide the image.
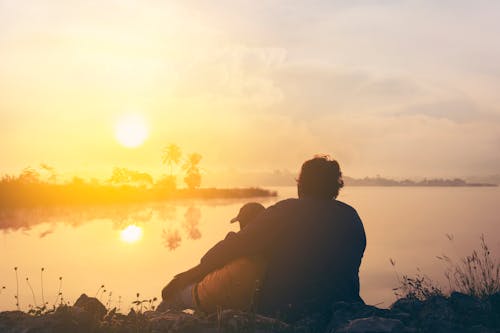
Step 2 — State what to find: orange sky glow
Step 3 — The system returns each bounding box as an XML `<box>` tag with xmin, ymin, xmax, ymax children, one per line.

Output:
<box><xmin>1</xmin><ymin>1</ymin><xmax>499</xmax><ymax>185</ymax></box>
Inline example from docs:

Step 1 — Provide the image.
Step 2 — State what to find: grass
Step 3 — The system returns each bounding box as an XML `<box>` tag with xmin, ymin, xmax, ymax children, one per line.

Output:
<box><xmin>1</xmin><ymin>267</ymin><xmax>156</xmax><ymax>317</ymax></box>
<box><xmin>8</xmin><ymin>268</ymin><xmax>65</xmax><ymax>316</ymax></box>
<box><xmin>390</xmin><ymin>264</ymin><xmax>443</xmax><ymax>301</ymax></box>
<box><xmin>131</xmin><ymin>293</ymin><xmax>158</xmax><ymax>313</ymax></box>
<box><xmin>53</xmin><ymin>276</ymin><xmax>63</xmax><ymax>308</ymax></box>
<box><xmin>14</xmin><ymin>267</ymin><xmax>19</xmax><ymax>310</ymax></box>
<box><xmin>1</xmin><ymin>267</ymin><xmax>159</xmax><ymax>317</ymax></box>
<box><xmin>392</xmin><ymin>234</ymin><xmax>500</xmax><ymax>300</ymax></box>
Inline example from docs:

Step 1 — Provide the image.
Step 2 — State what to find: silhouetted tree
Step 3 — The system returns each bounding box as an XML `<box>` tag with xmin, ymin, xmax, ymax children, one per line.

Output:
<box><xmin>18</xmin><ymin>167</ymin><xmax>41</xmax><ymax>184</ymax></box>
<box><xmin>156</xmin><ymin>175</ymin><xmax>177</xmax><ymax>191</ymax></box>
<box><xmin>183</xmin><ymin>153</ymin><xmax>202</xmax><ymax>190</ymax></box>
<box><xmin>108</xmin><ymin>167</ymin><xmax>153</xmax><ymax>187</ymax></box>
<box><xmin>161</xmin><ymin>144</ymin><xmax>182</xmax><ymax>176</ymax></box>
<box><xmin>39</xmin><ymin>164</ymin><xmax>58</xmax><ymax>183</ymax></box>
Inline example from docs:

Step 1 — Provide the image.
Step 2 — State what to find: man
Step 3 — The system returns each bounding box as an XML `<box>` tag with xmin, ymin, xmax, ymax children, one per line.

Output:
<box><xmin>162</xmin><ymin>155</ymin><xmax>366</xmax><ymax>321</ymax></box>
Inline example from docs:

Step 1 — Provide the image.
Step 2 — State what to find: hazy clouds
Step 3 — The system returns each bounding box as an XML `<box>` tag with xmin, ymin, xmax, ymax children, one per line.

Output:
<box><xmin>1</xmin><ymin>0</ymin><xmax>499</xmax><ymax>179</ymax></box>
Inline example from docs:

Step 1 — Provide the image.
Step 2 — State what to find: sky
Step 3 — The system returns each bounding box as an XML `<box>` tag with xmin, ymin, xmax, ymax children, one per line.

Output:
<box><xmin>1</xmin><ymin>0</ymin><xmax>500</xmax><ymax>183</ymax></box>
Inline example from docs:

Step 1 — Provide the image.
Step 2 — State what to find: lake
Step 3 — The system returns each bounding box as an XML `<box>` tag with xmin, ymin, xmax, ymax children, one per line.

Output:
<box><xmin>0</xmin><ymin>186</ymin><xmax>499</xmax><ymax>311</ymax></box>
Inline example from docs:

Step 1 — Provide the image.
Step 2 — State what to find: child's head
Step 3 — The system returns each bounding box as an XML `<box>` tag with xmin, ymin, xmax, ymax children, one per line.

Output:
<box><xmin>230</xmin><ymin>202</ymin><xmax>265</xmax><ymax>230</ymax></box>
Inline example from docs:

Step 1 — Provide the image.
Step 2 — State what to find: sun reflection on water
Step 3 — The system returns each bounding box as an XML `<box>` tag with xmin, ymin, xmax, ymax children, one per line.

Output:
<box><xmin>120</xmin><ymin>225</ymin><xmax>143</xmax><ymax>243</ymax></box>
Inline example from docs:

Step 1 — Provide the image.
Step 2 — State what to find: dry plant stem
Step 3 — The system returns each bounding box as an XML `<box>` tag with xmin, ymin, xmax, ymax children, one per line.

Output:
<box><xmin>53</xmin><ymin>277</ymin><xmax>62</xmax><ymax>308</ymax></box>
<box><xmin>437</xmin><ymin>234</ymin><xmax>500</xmax><ymax>298</ymax></box>
<box><xmin>26</xmin><ymin>277</ymin><xmax>37</xmax><ymax>307</ymax></box>
<box><xmin>40</xmin><ymin>268</ymin><xmax>45</xmax><ymax>307</ymax></box>
<box><xmin>95</xmin><ymin>284</ymin><xmax>105</xmax><ymax>298</ymax></box>
<box><xmin>106</xmin><ymin>291</ymin><xmax>113</xmax><ymax>309</ymax></box>
<box><xmin>14</xmin><ymin>267</ymin><xmax>20</xmax><ymax>310</ymax></box>
<box><xmin>396</xmin><ymin>234</ymin><xmax>500</xmax><ymax>300</ymax></box>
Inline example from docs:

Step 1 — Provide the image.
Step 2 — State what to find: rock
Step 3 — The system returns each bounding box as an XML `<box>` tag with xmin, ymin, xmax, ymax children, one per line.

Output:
<box><xmin>1</xmin><ymin>295</ymin><xmax>498</xmax><ymax>333</ymax></box>
<box><xmin>390</xmin><ymin>298</ymin><xmax>423</xmax><ymax>315</ymax></box>
<box><xmin>467</xmin><ymin>324</ymin><xmax>497</xmax><ymax>333</ymax></box>
<box><xmin>73</xmin><ymin>293</ymin><xmax>107</xmax><ymax>320</ymax></box>
<box><xmin>149</xmin><ymin>310</ymin><xmax>199</xmax><ymax>332</ymax></box>
<box><xmin>335</xmin><ymin>316</ymin><xmax>404</xmax><ymax>333</ymax></box>
<box><xmin>417</xmin><ymin>295</ymin><xmax>457</xmax><ymax>331</ymax></box>
<box><xmin>487</xmin><ymin>292</ymin><xmax>500</xmax><ymax>328</ymax></box>
<box><xmin>487</xmin><ymin>292</ymin><xmax>500</xmax><ymax>312</ymax></box>
<box><xmin>209</xmin><ymin>309</ymin><xmax>290</xmax><ymax>332</ymax></box>
<box><xmin>327</xmin><ymin>301</ymin><xmax>390</xmax><ymax>331</ymax></box>
<box><xmin>0</xmin><ymin>307</ymin><xmax>95</xmax><ymax>333</ymax></box>
<box><xmin>0</xmin><ymin>311</ymin><xmax>30</xmax><ymax>333</ymax></box>
<box><xmin>385</xmin><ymin>311</ymin><xmax>411</xmax><ymax>323</ymax></box>
<box><xmin>449</xmin><ymin>292</ymin><xmax>491</xmax><ymax>326</ymax></box>
<box><xmin>293</xmin><ymin>311</ymin><xmax>331</xmax><ymax>333</ymax></box>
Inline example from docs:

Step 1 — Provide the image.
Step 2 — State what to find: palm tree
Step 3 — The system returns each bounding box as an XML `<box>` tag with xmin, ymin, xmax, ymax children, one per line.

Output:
<box><xmin>183</xmin><ymin>153</ymin><xmax>202</xmax><ymax>190</ymax></box>
<box><xmin>162</xmin><ymin>144</ymin><xmax>182</xmax><ymax>176</ymax></box>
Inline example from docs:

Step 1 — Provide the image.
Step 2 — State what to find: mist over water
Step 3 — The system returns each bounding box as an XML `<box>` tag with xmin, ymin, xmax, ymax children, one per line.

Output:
<box><xmin>0</xmin><ymin>186</ymin><xmax>498</xmax><ymax>310</ymax></box>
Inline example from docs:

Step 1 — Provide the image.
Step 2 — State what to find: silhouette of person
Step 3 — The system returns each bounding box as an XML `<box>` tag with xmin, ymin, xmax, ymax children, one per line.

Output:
<box><xmin>159</xmin><ymin>156</ymin><xmax>366</xmax><ymax>322</ymax></box>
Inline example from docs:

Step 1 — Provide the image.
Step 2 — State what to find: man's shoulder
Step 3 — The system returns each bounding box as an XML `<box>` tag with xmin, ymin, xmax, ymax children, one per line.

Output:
<box><xmin>334</xmin><ymin>200</ymin><xmax>358</xmax><ymax>214</ymax></box>
<box><xmin>267</xmin><ymin>198</ymin><xmax>306</xmax><ymax>212</ymax></box>
<box><xmin>271</xmin><ymin>198</ymin><xmax>356</xmax><ymax>211</ymax></box>
<box><xmin>266</xmin><ymin>198</ymin><xmax>360</xmax><ymax>220</ymax></box>
<box><xmin>224</xmin><ymin>231</ymin><xmax>238</xmax><ymax>240</ymax></box>
<box><xmin>273</xmin><ymin>198</ymin><xmax>299</xmax><ymax>207</ymax></box>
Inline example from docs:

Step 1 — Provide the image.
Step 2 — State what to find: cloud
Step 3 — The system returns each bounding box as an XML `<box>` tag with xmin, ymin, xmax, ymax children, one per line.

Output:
<box><xmin>400</xmin><ymin>100</ymin><xmax>500</xmax><ymax>123</ymax></box>
<box><xmin>172</xmin><ymin>45</ymin><xmax>287</xmax><ymax>109</ymax></box>
<box><xmin>272</xmin><ymin>64</ymin><xmax>425</xmax><ymax>118</ymax></box>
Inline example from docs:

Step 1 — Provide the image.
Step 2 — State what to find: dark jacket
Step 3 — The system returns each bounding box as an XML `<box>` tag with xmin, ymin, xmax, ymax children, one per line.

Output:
<box><xmin>199</xmin><ymin>198</ymin><xmax>366</xmax><ymax>321</ymax></box>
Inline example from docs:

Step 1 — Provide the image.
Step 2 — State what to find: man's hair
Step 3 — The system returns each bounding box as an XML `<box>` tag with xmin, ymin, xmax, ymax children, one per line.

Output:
<box><xmin>297</xmin><ymin>155</ymin><xmax>344</xmax><ymax>200</ymax></box>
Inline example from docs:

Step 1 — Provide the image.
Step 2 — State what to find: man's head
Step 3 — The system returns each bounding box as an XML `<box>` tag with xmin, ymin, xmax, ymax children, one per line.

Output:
<box><xmin>230</xmin><ymin>202</ymin><xmax>266</xmax><ymax>230</ymax></box>
<box><xmin>297</xmin><ymin>155</ymin><xmax>344</xmax><ymax>200</ymax></box>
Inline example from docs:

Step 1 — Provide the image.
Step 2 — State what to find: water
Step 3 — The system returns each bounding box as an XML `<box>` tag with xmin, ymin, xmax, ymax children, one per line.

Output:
<box><xmin>0</xmin><ymin>186</ymin><xmax>498</xmax><ymax>311</ymax></box>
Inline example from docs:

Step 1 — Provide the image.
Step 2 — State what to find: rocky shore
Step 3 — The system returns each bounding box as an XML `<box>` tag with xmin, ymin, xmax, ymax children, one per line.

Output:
<box><xmin>0</xmin><ymin>292</ymin><xmax>499</xmax><ymax>333</ymax></box>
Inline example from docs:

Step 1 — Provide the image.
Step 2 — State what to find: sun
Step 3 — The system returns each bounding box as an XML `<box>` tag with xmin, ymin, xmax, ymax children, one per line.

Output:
<box><xmin>114</xmin><ymin>114</ymin><xmax>149</xmax><ymax>148</ymax></box>
<box><xmin>120</xmin><ymin>225</ymin><xmax>143</xmax><ymax>243</ymax></box>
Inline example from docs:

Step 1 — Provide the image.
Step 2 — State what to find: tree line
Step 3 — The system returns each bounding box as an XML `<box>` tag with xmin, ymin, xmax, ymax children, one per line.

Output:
<box><xmin>1</xmin><ymin>144</ymin><xmax>202</xmax><ymax>190</ymax></box>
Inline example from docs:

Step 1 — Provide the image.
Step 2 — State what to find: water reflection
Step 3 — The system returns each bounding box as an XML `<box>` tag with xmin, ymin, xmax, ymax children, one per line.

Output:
<box><xmin>0</xmin><ymin>198</ymin><xmax>269</xmax><ymax>234</ymax></box>
<box><xmin>159</xmin><ymin>206</ymin><xmax>203</xmax><ymax>250</ymax></box>
<box><xmin>0</xmin><ymin>195</ymin><xmax>278</xmax><ymax>311</ymax></box>
<box><xmin>39</xmin><ymin>228</ymin><xmax>55</xmax><ymax>238</ymax></box>
<box><xmin>120</xmin><ymin>225</ymin><xmax>143</xmax><ymax>243</ymax></box>
<box><xmin>0</xmin><ymin>202</ymin><xmax>206</xmax><ymax>249</ymax></box>
<box><xmin>183</xmin><ymin>206</ymin><xmax>201</xmax><ymax>240</ymax></box>
<box><xmin>0</xmin><ymin>195</ymin><xmax>278</xmax><ymax>253</ymax></box>
<box><xmin>162</xmin><ymin>229</ymin><xmax>182</xmax><ymax>250</ymax></box>
<box><xmin>0</xmin><ymin>204</ymin><xmax>161</xmax><ymax>232</ymax></box>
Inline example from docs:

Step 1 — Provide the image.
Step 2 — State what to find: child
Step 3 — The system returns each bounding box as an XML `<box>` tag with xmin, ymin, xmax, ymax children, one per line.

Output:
<box><xmin>157</xmin><ymin>202</ymin><xmax>267</xmax><ymax>313</ymax></box>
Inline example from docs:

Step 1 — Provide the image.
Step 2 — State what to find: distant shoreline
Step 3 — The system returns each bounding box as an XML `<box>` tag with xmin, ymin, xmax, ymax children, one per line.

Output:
<box><xmin>1</xmin><ymin>177</ymin><xmax>497</xmax><ymax>210</ymax></box>
<box><xmin>0</xmin><ymin>184</ymin><xmax>278</xmax><ymax>210</ymax></box>
<box><xmin>346</xmin><ymin>183</ymin><xmax>497</xmax><ymax>187</ymax></box>
<box><xmin>343</xmin><ymin>176</ymin><xmax>497</xmax><ymax>187</ymax></box>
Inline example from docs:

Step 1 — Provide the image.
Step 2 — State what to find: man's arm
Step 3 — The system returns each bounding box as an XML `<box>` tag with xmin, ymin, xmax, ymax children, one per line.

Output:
<box><xmin>161</xmin><ymin>265</ymin><xmax>205</xmax><ymax>299</ymax></box>
<box><xmin>161</xmin><ymin>200</ymin><xmax>289</xmax><ymax>299</ymax></box>
<box><xmin>199</xmin><ymin>200</ymin><xmax>288</xmax><ymax>273</ymax></box>
<box><xmin>161</xmin><ymin>231</ymin><xmax>239</xmax><ymax>299</ymax></box>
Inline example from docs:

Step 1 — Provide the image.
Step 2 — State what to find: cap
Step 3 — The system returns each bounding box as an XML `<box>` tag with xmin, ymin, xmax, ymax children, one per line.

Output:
<box><xmin>230</xmin><ymin>202</ymin><xmax>265</xmax><ymax>224</ymax></box>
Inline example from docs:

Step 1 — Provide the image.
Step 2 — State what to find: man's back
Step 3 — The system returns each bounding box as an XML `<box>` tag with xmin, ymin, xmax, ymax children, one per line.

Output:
<box><xmin>257</xmin><ymin>198</ymin><xmax>366</xmax><ymax>319</ymax></box>
<box><xmin>200</xmin><ymin>197</ymin><xmax>366</xmax><ymax>321</ymax></box>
